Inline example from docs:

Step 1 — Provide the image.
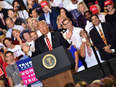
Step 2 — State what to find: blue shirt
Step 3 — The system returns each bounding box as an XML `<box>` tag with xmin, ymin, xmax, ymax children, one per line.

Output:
<box><xmin>44</xmin><ymin>12</ymin><xmax>51</xmax><ymax>24</ymax></box>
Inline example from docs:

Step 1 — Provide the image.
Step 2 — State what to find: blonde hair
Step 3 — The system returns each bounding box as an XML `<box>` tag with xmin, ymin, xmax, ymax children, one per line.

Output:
<box><xmin>0</xmin><ymin>35</ymin><xmax>6</xmax><ymax>42</ymax></box>
<box><xmin>75</xmin><ymin>81</ymin><xmax>87</xmax><ymax>87</ymax></box>
<box><xmin>12</xmin><ymin>29</ymin><xmax>20</xmax><ymax>36</ymax></box>
<box><xmin>77</xmin><ymin>1</ymin><xmax>88</xmax><ymax>13</ymax></box>
<box><xmin>30</xmin><ymin>18</ymin><xmax>39</xmax><ymax>31</ymax></box>
<box><xmin>37</xmin><ymin>20</ymin><xmax>48</xmax><ymax>28</ymax></box>
<box><xmin>57</xmin><ymin>15</ymin><xmax>67</xmax><ymax>29</ymax></box>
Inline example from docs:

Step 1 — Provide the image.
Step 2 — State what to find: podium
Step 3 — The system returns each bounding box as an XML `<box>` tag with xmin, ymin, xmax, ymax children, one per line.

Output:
<box><xmin>31</xmin><ymin>46</ymin><xmax>75</xmax><ymax>87</ymax></box>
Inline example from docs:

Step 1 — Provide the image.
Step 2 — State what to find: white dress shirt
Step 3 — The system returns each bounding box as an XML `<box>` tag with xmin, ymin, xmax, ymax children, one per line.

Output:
<box><xmin>49</xmin><ymin>0</ymin><xmax>63</xmax><ymax>8</ymax></box>
<box><xmin>63</xmin><ymin>26</ymin><xmax>82</xmax><ymax>50</ymax></box>
<box><xmin>6</xmin><ymin>25</ymin><xmax>25</xmax><ymax>38</ymax></box>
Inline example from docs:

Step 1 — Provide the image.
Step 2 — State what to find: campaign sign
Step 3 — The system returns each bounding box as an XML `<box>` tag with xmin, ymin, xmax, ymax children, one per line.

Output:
<box><xmin>20</xmin><ymin>67</ymin><xmax>38</xmax><ymax>85</ymax></box>
<box><xmin>16</xmin><ymin>58</ymin><xmax>38</xmax><ymax>85</ymax></box>
<box><xmin>16</xmin><ymin>58</ymin><xmax>32</xmax><ymax>71</ymax></box>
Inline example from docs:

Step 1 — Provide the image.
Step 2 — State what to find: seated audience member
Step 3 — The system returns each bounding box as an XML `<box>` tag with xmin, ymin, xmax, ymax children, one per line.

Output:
<box><xmin>63</xmin><ymin>17</ymin><xmax>82</xmax><ymax>51</ymax></box>
<box><xmin>0</xmin><ymin>8</ymin><xmax>8</xmax><ymax>30</ymax></box>
<box><xmin>8</xmin><ymin>9</ymin><xmax>27</xmax><ymax>29</ymax></box>
<box><xmin>29</xmin><ymin>31</ymin><xmax>38</xmax><ymax>41</ymax></box>
<box><xmin>5</xmin><ymin>51</ymin><xmax>27</xmax><ymax>87</ymax></box>
<box><xmin>5</xmin><ymin>17</ymin><xmax>25</xmax><ymax>40</ymax></box>
<box><xmin>68</xmin><ymin>45</ymin><xmax>85</xmax><ymax>72</ymax></box>
<box><xmin>80</xmin><ymin>30</ymin><xmax>104</xmax><ymax>68</ymax></box>
<box><xmin>12</xmin><ymin>29</ymin><xmax>25</xmax><ymax>45</ymax></box>
<box><xmin>39</xmin><ymin>1</ymin><xmax>59</xmax><ymax>31</ymax></box>
<box><xmin>101</xmin><ymin>77</ymin><xmax>115</xmax><ymax>87</ymax></box>
<box><xmin>75</xmin><ymin>81</ymin><xmax>87</xmax><ymax>87</ymax></box>
<box><xmin>3</xmin><ymin>38</ymin><xmax>25</xmax><ymax>60</ymax></box>
<box><xmin>30</xmin><ymin>18</ymin><xmax>42</xmax><ymax>37</ymax></box>
<box><xmin>60</xmin><ymin>7</ymin><xmax>77</xmax><ymax>27</ymax></box>
<box><xmin>12</xmin><ymin>0</ymin><xmax>29</xmax><ymax>20</ymax></box>
<box><xmin>77</xmin><ymin>2</ymin><xmax>88</xmax><ymax>29</ymax></box>
<box><xmin>25</xmin><ymin>17</ymin><xmax>32</xmax><ymax>30</ymax></box>
<box><xmin>22</xmin><ymin>31</ymin><xmax>35</xmax><ymax>52</ymax></box>
<box><xmin>22</xmin><ymin>20</ymin><xmax>71</xmax><ymax>57</ymax></box>
<box><xmin>90</xmin><ymin>14</ymin><xmax>116</xmax><ymax>61</ymax></box>
<box><xmin>84</xmin><ymin>11</ymin><xmax>93</xmax><ymax>33</ymax></box>
<box><xmin>90</xmin><ymin>5</ymin><xmax>106</xmax><ymax>22</ymax></box>
<box><xmin>64</xmin><ymin>82</ymin><xmax>75</xmax><ymax>87</ymax></box>
<box><xmin>56</xmin><ymin>15</ymin><xmax>67</xmax><ymax>33</ymax></box>
<box><xmin>29</xmin><ymin>8</ymin><xmax>40</xmax><ymax>19</ymax></box>
<box><xmin>104</xmin><ymin>0</ymin><xmax>116</xmax><ymax>25</ymax></box>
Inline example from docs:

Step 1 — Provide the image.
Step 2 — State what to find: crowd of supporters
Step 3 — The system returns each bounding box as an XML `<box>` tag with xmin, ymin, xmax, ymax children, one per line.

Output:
<box><xmin>0</xmin><ymin>0</ymin><xmax>115</xmax><ymax>87</ymax></box>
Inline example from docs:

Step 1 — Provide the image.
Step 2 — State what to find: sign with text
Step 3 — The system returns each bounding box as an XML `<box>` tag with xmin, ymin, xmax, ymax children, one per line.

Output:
<box><xmin>16</xmin><ymin>58</ymin><xmax>38</xmax><ymax>85</ymax></box>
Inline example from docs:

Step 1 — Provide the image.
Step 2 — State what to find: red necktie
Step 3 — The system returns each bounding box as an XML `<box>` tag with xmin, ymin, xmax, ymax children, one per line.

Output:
<box><xmin>45</xmin><ymin>35</ymin><xmax>53</xmax><ymax>50</ymax></box>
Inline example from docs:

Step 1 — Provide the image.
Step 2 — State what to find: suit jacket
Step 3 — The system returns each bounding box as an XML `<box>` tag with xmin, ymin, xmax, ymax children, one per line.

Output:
<box><xmin>39</xmin><ymin>9</ymin><xmax>59</xmax><ymax>31</ymax></box>
<box><xmin>32</xmin><ymin>32</ymin><xmax>71</xmax><ymax>57</ymax></box>
<box><xmin>90</xmin><ymin>22</ymin><xmax>116</xmax><ymax>60</ymax></box>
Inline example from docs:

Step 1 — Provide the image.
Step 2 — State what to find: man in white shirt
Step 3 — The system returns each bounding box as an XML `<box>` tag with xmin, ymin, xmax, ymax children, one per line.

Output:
<box><xmin>5</xmin><ymin>17</ymin><xmax>25</xmax><ymax>39</ymax></box>
<box><xmin>63</xmin><ymin>17</ymin><xmax>82</xmax><ymax>50</ymax></box>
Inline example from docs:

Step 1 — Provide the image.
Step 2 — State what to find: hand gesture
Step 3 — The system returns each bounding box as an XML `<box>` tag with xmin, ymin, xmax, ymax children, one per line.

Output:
<box><xmin>21</xmin><ymin>43</ymin><xmax>30</xmax><ymax>55</ymax></box>
<box><xmin>66</xmin><ymin>31</ymin><xmax>72</xmax><ymax>40</ymax></box>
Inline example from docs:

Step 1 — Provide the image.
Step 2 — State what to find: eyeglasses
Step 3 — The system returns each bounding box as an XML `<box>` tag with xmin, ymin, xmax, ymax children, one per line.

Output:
<box><xmin>8</xmin><ymin>12</ymin><xmax>14</xmax><ymax>15</ymax></box>
<box><xmin>63</xmin><ymin>20</ymin><xmax>70</xmax><ymax>26</ymax></box>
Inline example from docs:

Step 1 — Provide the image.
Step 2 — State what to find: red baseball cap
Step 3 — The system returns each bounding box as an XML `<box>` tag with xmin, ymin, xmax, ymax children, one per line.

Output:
<box><xmin>104</xmin><ymin>0</ymin><xmax>114</xmax><ymax>7</ymax></box>
<box><xmin>90</xmin><ymin>5</ymin><xmax>99</xmax><ymax>14</ymax></box>
<box><xmin>40</xmin><ymin>1</ymin><xmax>48</xmax><ymax>9</ymax></box>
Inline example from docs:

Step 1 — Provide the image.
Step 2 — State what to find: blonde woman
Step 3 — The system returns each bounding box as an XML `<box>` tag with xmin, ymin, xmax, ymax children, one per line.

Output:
<box><xmin>77</xmin><ymin>2</ymin><xmax>88</xmax><ymax>28</ymax></box>
<box><xmin>57</xmin><ymin>15</ymin><xmax>67</xmax><ymax>33</ymax></box>
<box><xmin>30</xmin><ymin>18</ymin><xmax>42</xmax><ymax>37</ymax></box>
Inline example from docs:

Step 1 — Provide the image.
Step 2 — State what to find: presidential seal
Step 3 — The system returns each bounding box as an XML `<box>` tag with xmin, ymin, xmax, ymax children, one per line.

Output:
<box><xmin>42</xmin><ymin>54</ymin><xmax>57</xmax><ymax>69</ymax></box>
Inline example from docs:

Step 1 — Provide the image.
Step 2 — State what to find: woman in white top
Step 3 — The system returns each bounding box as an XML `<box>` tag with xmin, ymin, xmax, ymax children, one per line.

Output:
<box><xmin>80</xmin><ymin>30</ymin><xmax>104</xmax><ymax>68</ymax></box>
<box><xmin>3</xmin><ymin>38</ymin><xmax>25</xmax><ymax>59</ymax></box>
<box><xmin>12</xmin><ymin>0</ymin><xmax>29</xmax><ymax>20</ymax></box>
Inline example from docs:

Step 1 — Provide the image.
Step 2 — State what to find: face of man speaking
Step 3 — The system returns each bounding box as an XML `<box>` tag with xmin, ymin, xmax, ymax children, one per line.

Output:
<box><xmin>38</xmin><ymin>23</ymin><xmax>49</xmax><ymax>35</ymax></box>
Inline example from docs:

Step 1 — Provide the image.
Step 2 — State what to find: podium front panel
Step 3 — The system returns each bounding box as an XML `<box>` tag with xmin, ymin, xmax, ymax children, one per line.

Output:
<box><xmin>31</xmin><ymin>46</ymin><xmax>75</xmax><ymax>80</ymax></box>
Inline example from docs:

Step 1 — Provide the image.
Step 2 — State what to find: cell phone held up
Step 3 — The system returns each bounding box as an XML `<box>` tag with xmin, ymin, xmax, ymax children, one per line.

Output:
<box><xmin>81</xmin><ymin>36</ymin><xmax>86</xmax><ymax>42</ymax></box>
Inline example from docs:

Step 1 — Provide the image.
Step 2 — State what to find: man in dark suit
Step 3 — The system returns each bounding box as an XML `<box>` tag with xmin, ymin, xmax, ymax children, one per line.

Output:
<box><xmin>89</xmin><ymin>14</ymin><xmax>116</xmax><ymax>60</ymax></box>
<box><xmin>22</xmin><ymin>20</ymin><xmax>71</xmax><ymax>57</ymax></box>
<box><xmin>39</xmin><ymin>1</ymin><xmax>59</xmax><ymax>31</ymax></box>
